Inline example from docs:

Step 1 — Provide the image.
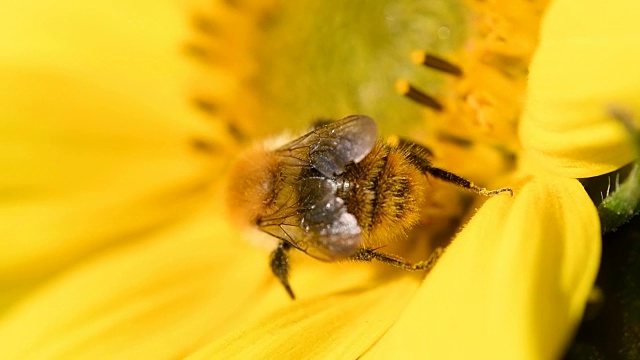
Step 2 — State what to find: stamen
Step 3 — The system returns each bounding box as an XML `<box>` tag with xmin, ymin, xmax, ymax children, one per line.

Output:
<box><xmin>395</xmin><ymin>80</ymin><xmax>443</xmax><ymax>111</ymax></box>
<box><xmin>480</xmin><ymin>53</ymin><xmax>527</xmax><ymax>79</ymax></box>
<box><xmin>411</xmin><ymin>51</ymin><xmax>463</xmax><ymax>77</ymax></box>
<box><xmin>437</xmin><ymin>132</ymin><xmax>473</xmax><ymax>148</ymax></box>
<box><xmin>192</xmin><ymin>15</ymin><xmax>219</xmax><ymax>36</ymax></box>
<box><xmin>191</xmin><ymin>97</ymin><xmax>247</xmax><ymax>144</ymax></box>
<box><xmin>227</xmin><ymin>121</ymin><xmax>248</xmax><ymax>143</ymax></box>
<box><xmin>184</xmin><ymin>43</ymin><xmax>214</xmax><ymax>62</ymax></box>
<box><xmin>192</xmin><ymin>97</ymin><xmax>219</xmax><ymax>115</ymax></box>
<box><xmin>190</xmin><ymin>138</ymin><xmax>221</xmax><ymax>154</ymax></box>
<box><xmin>223</xmin><ymin>0</ymin><xmax>241</xmax><ymax>9</ymax></box>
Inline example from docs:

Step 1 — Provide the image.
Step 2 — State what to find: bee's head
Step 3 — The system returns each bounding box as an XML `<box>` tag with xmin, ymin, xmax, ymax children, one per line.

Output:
<box><xmin>226</xmin><ymin>146</ymin><xmax>281</xmax><ymax>228</ymax></box>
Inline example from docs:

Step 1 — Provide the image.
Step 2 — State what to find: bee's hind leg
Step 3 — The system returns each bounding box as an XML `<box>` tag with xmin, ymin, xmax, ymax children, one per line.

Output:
<box><xmin>270</xmin><ymin>241</ymin><xmax>296</xmax><ymax>299</ymax></box>
<box><xmin>398</xmin><ymin>137</ymin><xmax>513</xmax><ymax>197</ymax></box>
<box><xmin>350</xmin><ymin>247</ymin><xmax>444</xmax><ymax>272</ymax></box>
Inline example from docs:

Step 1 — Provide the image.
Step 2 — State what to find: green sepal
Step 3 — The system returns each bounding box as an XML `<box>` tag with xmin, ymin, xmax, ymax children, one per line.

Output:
<box><xmin>597</xmin><ymin>109</ymin><xmax>640</xmax><ymax>234</ymax></box>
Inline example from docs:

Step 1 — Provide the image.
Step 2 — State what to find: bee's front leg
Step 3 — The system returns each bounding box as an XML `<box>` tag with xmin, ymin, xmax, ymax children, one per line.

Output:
<box><xmin>270</xmin><ymin>241</ymin><xmax>296</xmax><ymax>300</ymax></box>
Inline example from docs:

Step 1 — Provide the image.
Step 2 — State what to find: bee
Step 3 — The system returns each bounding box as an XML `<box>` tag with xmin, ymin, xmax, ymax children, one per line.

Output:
<box><xmin>226</xmin><ymin>115</ymin><xmax>512</xmax><ymax>299</ymax></box>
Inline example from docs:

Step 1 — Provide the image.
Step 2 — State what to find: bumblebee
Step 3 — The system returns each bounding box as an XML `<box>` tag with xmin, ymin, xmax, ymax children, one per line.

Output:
<box><xmin>227</xmin><ymin>115</ymin><xmax>512</xmax><ymax>299</ymax></box>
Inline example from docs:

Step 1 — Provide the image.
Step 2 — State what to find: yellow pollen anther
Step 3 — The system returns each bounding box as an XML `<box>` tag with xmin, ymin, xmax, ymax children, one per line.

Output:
<box><xmin>467</xmin><ymin>93</ymin><xmax>497</xmax><ymax>132</ymax></box>
<box><xmin>411</xmin><ymin>50</ymin><xmax>463</xmax><ymax>77</ymax></box>
<box><xmin>395</xmin><ymin>79</ymin><xmax>443</xmax><ymax>111</ymax></box>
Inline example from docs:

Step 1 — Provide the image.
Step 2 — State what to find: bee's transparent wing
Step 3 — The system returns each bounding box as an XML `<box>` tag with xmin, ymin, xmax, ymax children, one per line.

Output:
<box><xmin>298</xmin><ymin>177</ymin><xmax>363</xmax><ymax>260</ymax></box>
<box><xmin>276</xmin><ymin>115</ymin><xmax>378</xmax><ymax>177</ymax></box>
<box><xmin>258</xmin><ymin>177</ymin><xmax>362</xmax><ymax>261</ymax></box>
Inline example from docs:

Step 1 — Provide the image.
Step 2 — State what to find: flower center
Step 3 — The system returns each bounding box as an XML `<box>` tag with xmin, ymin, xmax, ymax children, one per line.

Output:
<box><xmin>185</xmin><ymin>0</ymin><xmax>474</xmax><ymax>140</ymax></box>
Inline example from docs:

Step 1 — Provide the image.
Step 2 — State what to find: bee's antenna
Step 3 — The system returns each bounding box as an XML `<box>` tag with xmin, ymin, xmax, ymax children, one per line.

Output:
<box><xmin>270</xmin><ymin>241</ymin><xmax>296</xmax><ymax>300</ymax></box>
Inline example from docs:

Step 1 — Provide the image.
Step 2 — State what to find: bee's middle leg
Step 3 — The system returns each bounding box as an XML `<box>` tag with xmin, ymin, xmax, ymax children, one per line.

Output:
<box><xmin>270</xmin><ymin>241</ymin><xmax>296</xmax><ymax>299</ymax></box>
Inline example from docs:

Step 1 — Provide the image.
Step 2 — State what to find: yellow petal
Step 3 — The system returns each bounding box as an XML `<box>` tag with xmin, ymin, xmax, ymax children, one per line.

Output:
<box><xmin>0</xmin><ymin>0</ymin><xmax>219</xmax><ymax>295</ymax></box>
<box><xmin>0</xmin><ymin>206</ymin><xmax>416</xmax><ymax>359</ymax></box>
<box><xmin>0</xmin><ymin>210</ymin><xmax>268</xmax><ymax>359</ymax></box>
<box><xmin>520</xmin><ymin>0</ymin><xmax>639</xmax><ymax>178</ymax></box>
<box><xmin>365</xmin><ymin>177</ymin><xmax>601</xmax><ymax>359</ymax></box>
<box><xmin>189</xmin><ymin>273</ymin><xmax>420</xmax><ymax>360</ymax></box>
<box><xmin>0</xmin><ymin>67</ymin><xmax>213</xmax><ymax>288</ymax></box>
<box><xmin>0</xmin><ymin>1</ymin><xmax>194</xmax><ymax>117</ymax></box>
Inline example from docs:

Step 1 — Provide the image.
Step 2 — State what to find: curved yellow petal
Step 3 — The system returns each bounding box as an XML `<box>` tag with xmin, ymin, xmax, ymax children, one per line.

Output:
<box><xmin>365</xmin><ymin>177</ymin><xmax>600</xmax><ymax>359</ymax></box>
<box><xmin>189</xmin><ymin>272</ymin><xmax>420</xmax><ymax>360</ymax></box>
<box><xmin>520</xmin><ymin>0</ymin><xmax>639</xmax><ymax>178</ymax></box>
<box><xmin>0</xmin><ymin>205</ymin><xmax>416</xmax><ymax>359</ymax></box>
<box><xmin>0</xmin><ymin>211</ymin><xmax>267</xmax><ymax>359</ymax></box>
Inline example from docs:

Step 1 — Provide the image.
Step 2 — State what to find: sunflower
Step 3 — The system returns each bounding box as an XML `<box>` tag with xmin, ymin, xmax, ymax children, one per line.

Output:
<box><xmin>0</xmin><ymin>0</ymin><xmax>638</xmax><ymax>359</ymax></box>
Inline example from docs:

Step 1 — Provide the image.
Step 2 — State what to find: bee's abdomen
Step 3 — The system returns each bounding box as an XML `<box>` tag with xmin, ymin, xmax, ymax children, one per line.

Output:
<box><xmin>342</xmin><ymin>141</ymin><xmax>430</xmax><ymax>245</ymax></box>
